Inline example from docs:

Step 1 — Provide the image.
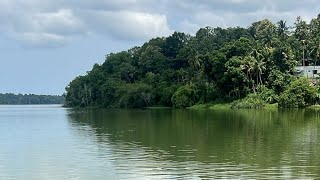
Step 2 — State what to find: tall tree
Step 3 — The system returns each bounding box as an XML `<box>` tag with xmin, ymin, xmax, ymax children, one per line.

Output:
<box><xmin>277</xmin><ymin>20</ymin><xmax>289</xmax><ymax>41</ymax></box>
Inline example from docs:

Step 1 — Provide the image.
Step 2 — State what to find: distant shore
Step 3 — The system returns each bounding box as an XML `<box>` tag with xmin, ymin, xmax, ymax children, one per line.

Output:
<box><xmin>0</xmin><ymin>93</ymin><xmax>65</xmax><ymax>105</ymax></box>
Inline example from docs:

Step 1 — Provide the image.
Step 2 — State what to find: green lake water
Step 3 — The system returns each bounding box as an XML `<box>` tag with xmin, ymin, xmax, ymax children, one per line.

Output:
<box><xmin>1</xmin><ymin>105</ymin><xmax>320</xmax><ymax>179</ymax></box>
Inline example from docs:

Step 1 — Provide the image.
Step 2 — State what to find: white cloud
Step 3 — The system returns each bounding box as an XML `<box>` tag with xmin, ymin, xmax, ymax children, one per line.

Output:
<box><xmin>0</xmin><ymin>0</ymin><xmax>319</xmax><ymax>47</ymax></box>
<box><xmin>0</xmin><ymin>6</ymin><xmax>85</xmax><ymax>47</ymax></box>
<box><xmin>173</xmin><ymin>0</ymin><xmax>320</xmax><ymax>34</ymax></box>
<box><xmin>32</xmin><ymin>9</ymin><xmax>84</xmax><ymax>35</ymax></box>
<box><xmin>84</xmin><ymin>10</ymin><xmax>172</xmax><ymax>41</ymax></box>
<box><xmin>68</xmin><ymin>0</ymin><xmax>152</xmax><ymax>11</ymax></box>
<box><xmin>15</xmin><ymin>32</ymin><xmax>67</xmax><ymax>48</ymax></box>
<box><xmin>178</xmin><ymin>20</ymin><xmax>201</xmax><ymax>35</ymax></box>
<box><xmin>0</xmin><ymin>0</ymin><xmax>173</xmax><ymax>47</ymax></box>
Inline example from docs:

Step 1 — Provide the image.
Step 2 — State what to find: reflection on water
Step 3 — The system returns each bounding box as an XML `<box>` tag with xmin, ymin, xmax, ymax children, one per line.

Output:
<box><xmin>1</xmin><ymin>105</ymin><xmax>320</xmax><ymax>179</ymax></box>
<box><xmin>67</xmin><ymin>108</ymin><xmax>320</xmax><ymax>179</ymax></box>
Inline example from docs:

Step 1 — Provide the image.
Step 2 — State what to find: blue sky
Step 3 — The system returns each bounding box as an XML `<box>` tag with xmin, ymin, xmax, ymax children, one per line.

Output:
<box><xmin>0</xmin><ymin>0</ymin><xmax>319</xmax><ymax>95</ymax></box>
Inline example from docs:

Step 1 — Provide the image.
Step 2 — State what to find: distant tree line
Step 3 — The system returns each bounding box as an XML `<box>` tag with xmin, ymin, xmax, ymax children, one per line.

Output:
<box><xmin>65</xmin><ymin>14</ymin><xmax>320</xmax><ymax>108</ymax></box>
<box><xmin>0</xmin><ymin>93</ymin><xmax>65</xmax><ymax>105</ymax></box>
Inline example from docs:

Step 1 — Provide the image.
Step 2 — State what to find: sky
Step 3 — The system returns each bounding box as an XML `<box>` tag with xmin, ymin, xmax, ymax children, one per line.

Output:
<box><xmin>0</xmin><ymin>0</ymin><xmax>319</xmax><ymax>95</ymax></box>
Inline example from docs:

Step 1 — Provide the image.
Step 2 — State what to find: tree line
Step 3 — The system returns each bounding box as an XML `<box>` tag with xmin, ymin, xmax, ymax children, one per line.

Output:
<box><xmin>65</xmin><ymin>14</ymin><xmax>320</xmax><ymax>108</ymax></box>
<box><xmin>0</xmin><ymin>93</ymin><xmax>65</xmax><ymax>105</ymax></box>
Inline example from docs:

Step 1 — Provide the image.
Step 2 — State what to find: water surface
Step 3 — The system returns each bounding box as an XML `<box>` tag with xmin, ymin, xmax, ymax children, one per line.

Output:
<box><xmin>1</xmin><ymin>105</ymin><xmax>320</xmax><ymax>179</ymax></box>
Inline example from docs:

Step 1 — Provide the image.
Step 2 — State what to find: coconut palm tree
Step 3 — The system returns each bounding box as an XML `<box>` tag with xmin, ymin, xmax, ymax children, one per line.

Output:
<box><xmin>241</xmin><ymin>56</ymin><xmax>253</xmax><ymax>79</ymax></box>
<box><xmin>309</xmin><ymin>38</ymin><xmax>320</xmax><ymax>66</ymax></box>
<box><xmin>250</xmin><ymin>49</ymin><xmax>266</xmax><ymax>85</ymax></box>
<box><xmin>188</xmin><ymin>53</ymin><xmax>203</xmax><ymax>75</ymax></box>
<box><xmin>242</xmin><ymin>55</ymin><xmax>256</xmax><ymax>92</ymax></box>
<box><xmin>277</xmin><ymin>20</ymin><xmax>289</xmax><ymax>40</ymax></box>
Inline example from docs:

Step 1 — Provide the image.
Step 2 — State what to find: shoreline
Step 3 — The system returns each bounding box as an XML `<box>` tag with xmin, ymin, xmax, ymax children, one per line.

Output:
<box><xmin>63</xmin><ymin>103</ymin><xmax>320</xmax><ymax>110</ymax></box>
<box><xmin>188</xmin><ymin>103</ymin><xmax>320</xmax><ymax>110</ymax></box>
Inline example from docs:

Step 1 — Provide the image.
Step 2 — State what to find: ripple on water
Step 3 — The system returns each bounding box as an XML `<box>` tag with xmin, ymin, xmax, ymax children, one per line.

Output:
<box><xmin>2</xmin><ymin>107</ymin><xmax>320</xmax><ymax>179</ymax></box>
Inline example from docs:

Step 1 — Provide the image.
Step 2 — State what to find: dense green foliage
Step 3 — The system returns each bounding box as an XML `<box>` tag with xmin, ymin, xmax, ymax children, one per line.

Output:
<box><xmin>0</xmin><ymin>93</ymin><xmax>64</xmax><ymax>105</ymax></box>
<box><xmin>65</xmin><ymin>15</ymin><xmax>320</xmax><ymax>108</ymax></box>
<box><xmin>279</xmin><ymin>77</ymin><xmax>317</xmax><ymax>108</ymax></box>
<box><xmin>231</xmin><ymin>94</ymin><xmax>266</xmax><ymax>109</ymax></box>
<box><xmin>171</xmin><ymin>84</ymin><xmax>198</xmax><ymax>108</ymax></box>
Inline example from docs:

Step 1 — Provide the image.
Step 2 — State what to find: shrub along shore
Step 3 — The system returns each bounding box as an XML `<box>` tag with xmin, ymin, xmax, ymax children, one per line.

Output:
<box><xmin>65</xmin><ymin>15</ymin><xmax>320</xmax><ymax>109</ymax></box>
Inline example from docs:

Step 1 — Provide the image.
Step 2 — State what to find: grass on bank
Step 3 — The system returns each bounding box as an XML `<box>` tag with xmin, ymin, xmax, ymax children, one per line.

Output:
<box><xmin>306</xmin><ymin>104</ymin><xmax>320</xmax><ymax>110</ymax></box>
<box><xmin>189</xmin><ymin>102</ymin><xmax>278</xmax><ymax>110</ymax></box>
<box><xmin>144</xmin><ymin>106</ymin><xmax>173</xmax><ymax>109</ymax></box>
<box><xmin>189</xmin><ymin>103</ymin><xmax>232</xmax><ymax>110</ymax></box>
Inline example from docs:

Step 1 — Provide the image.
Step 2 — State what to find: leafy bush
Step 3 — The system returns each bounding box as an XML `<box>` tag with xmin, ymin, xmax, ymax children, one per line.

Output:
<box><xmin>256</xmin><ymin>85</ymin><xmax>278</xmax><ymax>103</ymax></box>
<box><xmin>267</xmin><ymin>69</ymin><xmax>295</xmax><ymax>94</ymax></box>
<box><xmin>171</xmin><ymin>84</ymin><xmax>198</xmax><ymax>108</ymax></box>
<box><xmin>119</xmin><ymin>83</ymin><xmax>152</xmax><ymax>108</ymax></box>
<box><xmin>231</xmin><ymin>94</ymin><xmax>266</xmax><ymax>109</ymax></box>
<box><xmin>230</xmin><ymin>86</ymin><xmax>277</xmax><ymax>109</ymax></box>
<box><xmin>197</xmin><ymin>82</ymin><xmax>220</xmax><ymax>103</ymax></box>
<box><xmin>278</xmin><ymin>77</ymin><xmax>317</xmax><ymax>108</ymax></box>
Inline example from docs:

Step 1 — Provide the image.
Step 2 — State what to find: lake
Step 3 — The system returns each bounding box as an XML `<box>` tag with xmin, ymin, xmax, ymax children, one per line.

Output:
<box><xmin>1</xmin><ymin>105</ymin><xmax>320</xmax><ymax>179</ymax></box>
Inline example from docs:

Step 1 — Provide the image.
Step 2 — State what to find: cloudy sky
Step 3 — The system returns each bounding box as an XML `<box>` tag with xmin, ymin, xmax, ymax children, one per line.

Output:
<box><xmin>0</xmin><ymin>0</ymin><xmax>319</xmax><ymax>95</ymax></box>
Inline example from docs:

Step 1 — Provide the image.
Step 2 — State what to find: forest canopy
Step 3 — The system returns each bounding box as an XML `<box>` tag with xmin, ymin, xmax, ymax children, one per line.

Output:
<box><xmin>65</xmin><ymin>14</ymin><xmax>320</xmax><ymax>108</ymax></box>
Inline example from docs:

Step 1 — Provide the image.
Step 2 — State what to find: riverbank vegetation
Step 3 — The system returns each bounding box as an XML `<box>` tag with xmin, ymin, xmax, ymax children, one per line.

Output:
<box><xmin>65</xmin><ymin>14</ymin><xmax>320</xmax><ymax>109</ymax></box>
<box><xmin>0</xmin><ymin>93</ymin><xmax>65</xmax><ymax>105</ymax></box>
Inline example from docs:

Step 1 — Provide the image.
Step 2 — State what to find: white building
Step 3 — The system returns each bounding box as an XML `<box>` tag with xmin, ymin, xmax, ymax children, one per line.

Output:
<box><xmin>295</xmin><ymin>66</ymin><xmax>320</xmax><ymax>79</ymax></box>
